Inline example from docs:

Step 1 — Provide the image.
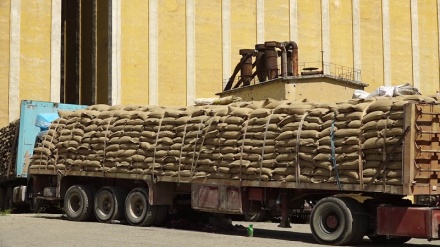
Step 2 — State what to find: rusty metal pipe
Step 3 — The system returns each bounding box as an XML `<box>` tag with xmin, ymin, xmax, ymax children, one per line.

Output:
<box><xmin>280</xmin><ymin>44</ymin><xmax>287</xmax><ymax>78</ymax></box>
<box><xmin>284</xmin><ymin>41</ymin><xmax>299</xmax><ymax>76</ymax></box>
<box><xmin>223</xmin><ymin>51</ymin><xmax>256</xmax><ymax>91</ymax></box>
<box><xmin>239</xmin><ymin>49</ymin><xmax>254</xmax><ymax>86</ymax></box>
<box><xmin>265</xmin><ymin>41</ymin><xmax>287</xmax><ymax>78</ymax></box>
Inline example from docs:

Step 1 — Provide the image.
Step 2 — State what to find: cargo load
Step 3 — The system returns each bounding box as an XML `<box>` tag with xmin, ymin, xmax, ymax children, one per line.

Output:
<box><xmin>29</xmin><ymin>95</ymin><xmax>437</xmax><ymax>188</ymax></box>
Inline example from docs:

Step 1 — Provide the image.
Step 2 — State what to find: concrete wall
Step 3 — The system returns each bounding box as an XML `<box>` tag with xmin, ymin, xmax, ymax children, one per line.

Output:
<box><xmin>218</xmin><ymin>77</ymin><xmax>363</xmax><ymax>103</ymax></box>
<box><xmin>2</xmin><ymin>0</ymin><xmax>440</xmax><ymax>126</ymax></box>
<box><xmin>0</xmin><ymin>0</ymin><xmax>11</xmax><ymax>126</ymax></box>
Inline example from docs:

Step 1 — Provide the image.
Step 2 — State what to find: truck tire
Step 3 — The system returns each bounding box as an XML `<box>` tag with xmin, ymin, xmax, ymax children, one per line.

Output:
<box><xmin>153</xmin><ymin>205</ymin><xmax>168</xmax><ymax>226</ymax></box>
<box><xmin>64</xmin><ymin>185</ymin><xmax>95</xmax><ymax>221</ymax></box>
<box><xmin>125</xmin><ymin>187</ymin><xmax>157</xmax><ymax>226</ymax></box>
<box><xmin>338</xmin><ymin>197</ymin><xmax>368</xmax><ymax>245</ymax></box>
<box><xmin>4</xmin><ymin>187</ymin><xmax>13</xmax><ymax>211</ymax></box>
<box><xmin>310</xmin><ymin>197</ymin><xmax>366</xmax><ymax>246</ymax></box>
<box><xmin>0</xmin><ymin>187</ymin><xmax>5</xmax><ymax>211</ymax></box>
<box><xmin>368</xmin><ymin>235</ymin><xmax>411</xmax><ymax>244</ymax></box>
<box><xmin>94</xmin><ymin>186</ymin><xmax>126</xmax><ymax>222</ymax></box>
<box><xmin>244</xmin><ymin>211</ymin><xmax>267</xmax><ymax>222</ymax></box>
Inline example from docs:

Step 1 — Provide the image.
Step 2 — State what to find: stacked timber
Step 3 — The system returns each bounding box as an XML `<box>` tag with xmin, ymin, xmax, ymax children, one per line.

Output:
<box><xmin>28</xmin><ymin>96</ymin><xmax>437</xmax><ymax>186</ymax></box>
<box><xmin>0</xmin><ymin>120</ymin><xmax>19</xmax><ymax>177</ymax></box>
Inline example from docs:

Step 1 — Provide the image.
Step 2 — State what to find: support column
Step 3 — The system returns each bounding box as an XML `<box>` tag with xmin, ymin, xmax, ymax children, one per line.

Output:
<box><xmin>411</xmin><ymin>0</ymin><xmax>420</xmax><ymax>89</ymax></box>
<box><xmin>256</xmin><ymin>0</ymin><xmax>264</xmax><ymax>43</ymax></box>
<box><xmin>352</xmin><ymin>0</ymin><xmax>361</xmax><ymax>82</ymax></box>
<box><xmin>9</xmin><ymin>0</ymin><xmax>21</xmax><ymax>122</ymax></box>
<box><xmin>51</xmin><ymin>0</ymin><xmax>62</xmax><ymax>103</ymax></box>
<box><xmin>382</xmin><ymin>0</ymin><xmax>391</xmax><ymax>86</ymax></box>
<box><xmin>148</xmin><ymin>0</ymin><xmax>158</xmax><ymax>105</ymax></box>
<box><xmin>222</xmin><ymin>0</ymin><xmax>231</xmax><ymax>89</ymax></box>
<box><xmin>321</xmin><ymin>0</ymin><xmax>330</xmax><ymax>74</ymax></box>
<box><xmin>186</xmin><ymin>0</ymin><xmax>195</xmax><ymax>106</ymax></box>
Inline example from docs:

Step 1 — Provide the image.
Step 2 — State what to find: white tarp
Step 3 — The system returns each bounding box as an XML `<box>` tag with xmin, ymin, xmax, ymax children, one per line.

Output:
<box><xmin>353</xmin><ymin>83</ymin><xmax>421</xmax><ymax>99</ymax></box>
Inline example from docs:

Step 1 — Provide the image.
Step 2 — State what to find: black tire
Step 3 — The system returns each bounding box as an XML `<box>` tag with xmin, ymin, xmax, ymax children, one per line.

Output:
<box><xmin>4</xmin><ymin>187</ymin><xmax>13</xmax><ymax>211</ymax></box>
<box><xmin>310</xmin><ymin>197</ymin><xmax>366</xmax><ymax>246</ymax></box>
<box><xmin>31</xmin><ymin>197</ymin><xmax>41</xmax><ymax>213</ymax></box>
<box><xmin>94</xmin><ymin>186</ymin><xmax>127</xmax><ymax>222</ymax></box>
<box><xmin>0</xmin><ymin>187</ymin><xmax>5</xmax><ymax>211</ymax></box>
<box><xmin>125</xmin><ymin>187</ymin><xmax>157</xmax><ymax>226</ymax></box>
<box><xmin>244</xmin><ymin>210</ymin><xmax>267</xmax><ymax>222</ymax></box>
<box><xmin>153</xmin><ymin>205</ymin><xmax>168</xmax><ymax>226</ymax></box>
<box><xmin>339</xmin><ymin>197</ymin><xmax>368</xmax><ymax>245</ymax></box>
<box><xmin>64</xmin><ymin>185</ymin><xmax>95</xmax><ymax>221</ymax></box>
<box><xmin>368</xmin><ymin>235</ymin><xmax>412</xmax><ymax>244</ymax></box>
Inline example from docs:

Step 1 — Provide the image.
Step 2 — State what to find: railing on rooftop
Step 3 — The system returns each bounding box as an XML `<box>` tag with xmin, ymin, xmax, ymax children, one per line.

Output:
<box><xmin>298</xmin><ymin>62</ymin><xmax>361</xmax><ymax>83</ymax></box>
<box><xmin>222</xmin><ymin>62</ymin><xmax>362</xmax><ymax>91</ymax></box>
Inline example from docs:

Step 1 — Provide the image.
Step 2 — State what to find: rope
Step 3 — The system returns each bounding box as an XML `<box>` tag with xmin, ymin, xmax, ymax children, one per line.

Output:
<box><xmin>189</xmin><ymin>116</ymin><xmax>209</xmax><ymax>180</ymax></box>
<box><xmin>357</xmin><ymin>101</ymin><xmax>375</xmax><ymax>188</ymax></box>
<box><xmin>295</xmin><ymin>113</ymin><xmax>308</xmax><ymax>187</ymax></box>
<box><xmin>178</xmin><ymin>117</ymin><xmax>191</xmax><ymax>184</ymax></box>
<box><xmin>191</xmin><ymin>109</ymin><xmax>226</xmax><ymax>181</ymax></box>
<box><xmin>103</xmin><ymin>114</ymin><xmax>115</xmax><ymax>174</ymax></box>
<box><xmin>152</xmin><ymin>115</ymin><xmax>165</xmax><ymax>182</ymax></box>
<box><xmin>382</xmin><ymin>115</ymin><xmax>390</xmax><ymax>187</ymax></box>
<box><xmin>239</xmin><ymin>118</ymin><xmax>250</xmax><ymax>183</ymax></box>
<box><xmin>259</xmin><ymin>111</ymin><xmax>274</xmax><ymax>182</ymax></box>
<box><xmin>330</xmin><ymin>112</ymin><xmax>342</xmax><ymax>190</ymax></box>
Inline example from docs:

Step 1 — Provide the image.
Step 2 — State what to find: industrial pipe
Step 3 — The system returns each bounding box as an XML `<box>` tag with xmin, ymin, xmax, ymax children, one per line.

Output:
<box><xmin>284</xmin><ymin>41</ymin><xmax>299</xmax><ymax>76</ymax></box>
<box><xmin>265</xmin><ymin>41</ymin><xmax>287</xmax><ymax>78</ymax></box>
<box><xmin>255</xmin><ymin>44</ymin><xmax>267</xmax><ymax>82</ymax></box>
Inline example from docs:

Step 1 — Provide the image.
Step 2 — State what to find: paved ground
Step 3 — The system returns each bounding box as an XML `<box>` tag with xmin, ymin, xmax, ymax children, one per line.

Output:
<box><xmin>0</xmin><ymin>214</ymin><xmax>437</xmax><ymax>247</ymax></box>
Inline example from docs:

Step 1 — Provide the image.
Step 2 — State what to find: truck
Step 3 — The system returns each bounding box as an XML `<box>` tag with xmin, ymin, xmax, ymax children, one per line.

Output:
<box><xmin>20</xmin><ymin>95</ymin><xmax>440</xmax><ymax>246</ymax></box>
<box><xmin>2</xmin><ymin>40</ymin><xmax>440</xmax><ymax>245</ymax></box>
<box><xmin>0</xmin><ymin>100</ymin><xmax>86</xmax><ymax>211</ymax></box>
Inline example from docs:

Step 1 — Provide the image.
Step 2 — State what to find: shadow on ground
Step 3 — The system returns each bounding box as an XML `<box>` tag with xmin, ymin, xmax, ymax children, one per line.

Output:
<box><xmin>30</xmin><ymin>214</ymin><xmax>438</xmax><ymax>246</ymax></box>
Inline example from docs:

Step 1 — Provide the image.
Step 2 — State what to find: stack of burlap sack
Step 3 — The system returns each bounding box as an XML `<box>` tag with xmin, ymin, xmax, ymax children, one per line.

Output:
<box><xmin>0</xmin><ymin>120</ymin><xmax>19</xmax><ymax>177</ymax></box>
<box><xmin>29</xmin><ymin>96</ymin><xmax>437</xmax><ymax>186</ymax></box>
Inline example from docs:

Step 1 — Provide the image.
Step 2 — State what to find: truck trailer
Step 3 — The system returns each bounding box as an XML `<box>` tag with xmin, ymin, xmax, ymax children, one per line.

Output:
<box><xmin>17</xmin><ymin>95</ymin><xmax>440</xmax><ymax>246</ymax></box>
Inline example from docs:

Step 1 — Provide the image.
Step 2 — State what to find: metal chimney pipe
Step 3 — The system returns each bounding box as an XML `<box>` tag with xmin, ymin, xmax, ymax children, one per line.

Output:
<box><xmin>255</xmin><ymin>44</ymin><xmax>267</xmax><ymax>82</ymax></box>
<box><xmin>284</xmin><ymin>41</ymin><xmax>298</xmax><ymax>76</ymax></box>
<box><xmin>265</xmin><ymin>41</ymin><xmax>287</xmax><ymax>78</ymax></box>
<box><xmin>239</xmin><ymin>49</ymin><xmax>254</xmax><ymax>86</ymax></box>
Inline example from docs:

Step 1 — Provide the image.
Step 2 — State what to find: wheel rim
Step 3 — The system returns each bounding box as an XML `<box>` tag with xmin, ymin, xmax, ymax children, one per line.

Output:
<box><xmin>130</xmin><ymin>195</ymin><xmax>145</xmax><ymax>218</ymax></box>
<box><xmin>95</xmin><ymin>190</ymin><xmax>114</xmax><ymax>221</ymax></box>
<box><xmin>321</xmin><ymin>213</ymin><xmax>339</xmax><ymax>233</ymax></box>
<box><xmin>68</xmin><ymin>192</ymin><xmax>82</xmax><ymax>214</ymax></box>
<box><xmin>311</xmin><ymin>202</ymin><xmax>346</xmax><ymax>243</ymax></box>
<box><xmin>126</xmin><ymin>191</ymin><xmax>147</xmax><ymax>224</ymax></box>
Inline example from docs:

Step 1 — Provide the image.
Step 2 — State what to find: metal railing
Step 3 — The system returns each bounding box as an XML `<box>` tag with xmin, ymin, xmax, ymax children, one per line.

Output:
<box><xmin>298</xmin><ymin>62</ymin><xmax>361</xmax><ymax>82</ymax></box>
<box><xmin>222</xmin><ymin>62</ymin><xmax>362</xmax><ymax>91</ymax></box>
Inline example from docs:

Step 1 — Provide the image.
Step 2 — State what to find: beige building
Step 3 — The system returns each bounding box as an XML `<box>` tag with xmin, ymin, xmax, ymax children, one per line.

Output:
<box><xmin>1</xmin><ymin>0</ymin><xmax>439</xmax><ymax>126</ymax></box>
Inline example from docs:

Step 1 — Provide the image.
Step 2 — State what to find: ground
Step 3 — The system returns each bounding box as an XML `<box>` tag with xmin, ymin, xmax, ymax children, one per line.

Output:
<box><xmin>0</xmin><ymin>214</ymin><xmax>437</xmax><ymax>247</ymax></box>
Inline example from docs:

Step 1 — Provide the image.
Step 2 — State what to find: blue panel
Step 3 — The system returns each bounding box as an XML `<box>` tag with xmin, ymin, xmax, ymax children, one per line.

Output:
<box><xmin>16</xmin><ymin>100</ymin><xmax>87</xmax><ymax>178</ymax></box>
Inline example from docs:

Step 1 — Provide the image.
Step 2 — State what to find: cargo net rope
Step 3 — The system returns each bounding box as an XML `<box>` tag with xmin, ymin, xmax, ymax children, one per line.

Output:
<box><xmin>0</xmin><ymin>120</ymin><xmax>19</xmax><ymax>177</ymax></box>
<box><xmin>28</xmin><ymin>95</ymin><xmax>437</xmax><ymax>186</ymax></box>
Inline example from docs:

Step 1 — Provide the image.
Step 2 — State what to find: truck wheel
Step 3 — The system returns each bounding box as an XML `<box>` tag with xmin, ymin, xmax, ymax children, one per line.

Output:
<box><xmin>338</xmin><ymin>197</ymin><xmax>368</xmax><ymax>245</ymax></box>
<box><xmin>153</xmin><ymin>205</ymin><xmax>168</xmax><ymax>226</ymax></box>
<box><xmin>0</xmin><ymin>187</ymin><xmax>5</xmax><ymax>211</ymax></box>
<box><xmin>368</xmin><ymin>235</ymin><xmax>411</xmax><ymax>244</ymax></box>
<box><xmin>4</xmin><ymin>187</ymin><xmax>13</xmax><ymax>211</ymax></box>
<box><xmin>94</xmin><ymin>186</ymin><xmax>126</xmax><ymax>222</ymax></box>
<box><xmin>310</xmin><ymin>197</ymin><xmax>366</xmax><ymax>246</ymax></box>
<box><xmin>244</xmin><ymin>210</ymin><xmax>267</xmax><ymax>222</ymax></box>
<box><xmin>125</xmin><ymin>187</ymin><xmax>157</xmax><ymax>226</ymax></box>
<box><xmin>64</xmin><ymin>185</ymin><xmax>95</xmax><ymax>221</ymax></box>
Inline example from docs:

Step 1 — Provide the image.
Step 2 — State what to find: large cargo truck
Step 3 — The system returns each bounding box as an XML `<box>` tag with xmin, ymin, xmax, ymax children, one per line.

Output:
<box><xmin>0</xmin><ymin>100</ymin><xmax>86</xmax><ymax>211</ymax></box>
<box><xmin>24</xmin><ymin>96</ymin><xmax>440</xmax><ymax>245</ymax></box>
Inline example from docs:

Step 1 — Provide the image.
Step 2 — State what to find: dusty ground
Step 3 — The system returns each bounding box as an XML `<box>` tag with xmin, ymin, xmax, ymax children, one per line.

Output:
<box><xmin>0</xmin><ymin>214</ymin><xmax>437</xmax><ymax>247</ymax></box>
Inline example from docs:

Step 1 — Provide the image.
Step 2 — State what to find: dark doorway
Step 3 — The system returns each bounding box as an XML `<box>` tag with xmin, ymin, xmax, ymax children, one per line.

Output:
<box><xmin>61</xmin><ymin>0</ymin><xmax>111</xmax><ymax>105</ymax></box>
